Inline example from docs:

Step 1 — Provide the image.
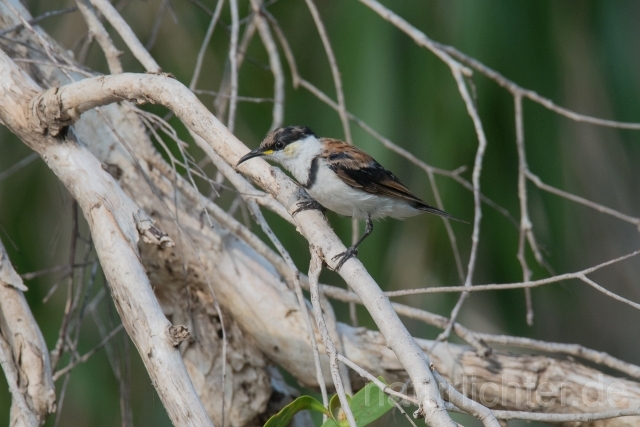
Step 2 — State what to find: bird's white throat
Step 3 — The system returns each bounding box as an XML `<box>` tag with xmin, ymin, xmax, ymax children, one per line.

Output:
<box><xmin>271</xmin><ymin>135</ymin><xmax>323</xmax><ymax>185</ymax></box>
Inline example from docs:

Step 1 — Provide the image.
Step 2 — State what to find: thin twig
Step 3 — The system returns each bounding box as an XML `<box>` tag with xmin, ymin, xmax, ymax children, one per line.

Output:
<box><xmin>226</xmin><ymin>0</ymin><xmax>239</xmax><ymax>132</ymax></box>
<box><xmin>514</xmin><ymin>94</ymin><xmax>535</xmax><ymax>325</ymax></box>
<box><xmin>185</xmin><ymin>0</ymin><xmax>212</xmax><ymax>16</ymax></box>
<box><xmin>246</xmin><ymin>202</ymin><xmax>329</xmax><ymax>409</ymax></box>
<box><xmin>304</xmin><ymin>0</ymin><xmax>351</xmax><ymax>144</ymax></box>
<box><xmin>53</xmin><ymin>324</ymin><xmax>124</xmax><ymax>380</ymax></box>
<box><xmin>386</xmin><ymin>249</ymin><xmax>640</xmax><ymax>297</ymax></box>
<box><xmin>193</xmin><ymin>89</ymin><xmax>273</xmax><ymax>103</ymax></box>
<box><xmin>311</xmin><ymin>280</ymin><xmax>491</xmax><ymax>355</ymax></box>
<box><xmin>120</xmin><ymin>332</ymin><xmax>133</xmax><ymax>427</ymax></box>
<box><xmin>50</xmin><ymin>201</ymin><xmax>80</xmax><ymax>369</ymax></box>
<box><xmin>337</xmin><ymin>354</ymin><xmax>419</xmax><ymax>405</ymax></box>
<box><xmin>145</xmin><ymin>0</ymin><xmax>169</xmax><ymax>51</ymax></box>
<box><xmin>526</xmin><ymin>170</ymin><xmax>640</xmax><ymax>226</ymax></box>
<box><xmin>261</xmin><ymin>9</ymin><xmax>299</xmax><ymax>87</ymax></box>
<box><xmin>89</xmin><ymin>0</ymin><xmax>161</xmax><ymax>72</ymax></box>
<box><xmin>250</xmin><ymin>0</ymin><xmax>284</xmax><ymax>130</ymax></box>
<box><xmin>0</xmin><ymin>152</ymin><xmax>38</xmax><ymax>182</ymax></box>
<box><xmin>434</xmin><ymin>41</ymin><xmax>640</xmax><ymax>130</ymax></box>
<box><xmin>13</xmin><ymin>58</ymin><xmax>94</xmax><ymax>77</ymax></box>
<box><xmin>0</xmin><ymin>6</ymin><xmax>78</xmax><ymax>36</ymax></box>
<box><xmin>317</xmin><ymin>289</ymin><xmax>352</xmax><ymax>395</ymax></box>
<box><xmin>309</xmin><ymin>248</ymin><xmax>357</xmax><ymax>427</ymax></box>
<box><xmin>432</xmin><ymin>370</ymin><xmax>500</xmax><ymax>427</ymax></box>
<box><xmin>447</xmin><ymin>63</ymin><xmax>488</xmax><ymax>341</ymax></box>
<box><xmin>445</xmin><ymin>403</ymin><xmax>640</xmax><ymax>423</ymax></box>
<box><xmin>75</xmin><ymin>0</ymin><xmax>123</xmax><ymax>74</ymax></box>
<box><xmin>426</xmin><ymin>168</ymin><xmax>465</xmax><ymax>284</ymax></box>
<box><xmin>580</xmin><ymin>275</ymin><xmax>640</xmax><ymax>310</ymax></box>
<box><xmin>475</xmin><ymin>332</ymin><xmax>640</xmax><ymax>380</ymax></box>
<box><xmin>214</xmin><ymin>16</ymin><xmax>257</xmax><ymax>120</ymax></box>
<box><xmin>189</xmin><ymin>0</ymin><xmax>225</xmax><ymax>91</ymax></box>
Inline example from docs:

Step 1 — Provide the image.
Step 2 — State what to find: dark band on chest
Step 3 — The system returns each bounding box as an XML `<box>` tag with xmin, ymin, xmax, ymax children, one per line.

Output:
<box><xmin>304</xmin><ymin>156</ymin><xmax>320</xmax><ymax>188</ymax></box>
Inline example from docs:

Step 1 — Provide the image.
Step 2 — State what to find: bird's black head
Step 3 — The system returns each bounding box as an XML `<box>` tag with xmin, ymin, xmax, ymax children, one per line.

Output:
<box><xmin>260</xmin><ymin>126</ymin><xmax>316</xmax><ymax>152</ymax></box>
<box><xmin>236</xmin><ymin>126</ymin><xmax>316</xmax><ymax>166</ymax></box>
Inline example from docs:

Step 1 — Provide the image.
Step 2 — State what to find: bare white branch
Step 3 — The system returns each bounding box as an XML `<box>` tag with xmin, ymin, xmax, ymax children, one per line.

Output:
<box><xmin>435</xmin><ymin>41</ymin><xmax>640</xmax><ymax>130</ymax></box>
<box><xmin>0</xmin><ymin>51</ymin><xmax>212</xmax><ymax>427</ymax></box>
<box><xmin>432</xmin><ymin>370</ymin><xmax>500</xmax><ymax>427</ymax></box>
<box><xmin>0</xmin><ymin>334</ymin><xmax>38</xmax><ymax>427</ymax></box>
<box><xmin>386</xmin><ymin>248</ymin><xmax>640</xmax><ymax>298</ymax></box>
<box><xmin>0</xmin><ymin>239</ymin><xmax>55</xmax><ymax>427</ymax></box>
<box><xmin>189</xmin><ymin>0</ymin><xmax>225</xmax><ymax>91</ymax></box>
<box><xmin>226</xmin><ymin>0</ymin><xmax>240</xmax><ymax>132</ymax></box>
<box><xmin>308</xmin><ymin>248</ymin><xmax>356</xmax><ymax>427</ymax></box>
<box><xmin>74</xmin><ymin>0</ymin><xmax>122</xmax><ymax>74</ymax></box>
<box><xmin>88</xmin><ymin>0</ymin><xmax>161</xmax><ymax>72</ymax></box>
<box><xmin>247</xmin><ymin>203</ymin><xmax>330</xmax><ymax>410</ymax></box>
<box><xmin>250</xmin><ymin>0</ymin><xmax>284</xmax><ymax>130</ymax></box>
<box><xmin>304</xmin><ymin>0</ymin><xmax>351</xmax><ymax>143</ymax></box>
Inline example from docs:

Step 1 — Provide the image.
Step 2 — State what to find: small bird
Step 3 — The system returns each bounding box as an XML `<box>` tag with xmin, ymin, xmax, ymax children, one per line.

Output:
<box><xmin>236</xmin><ymin>126</ymin><xmax>462</xmax><ymax>270</ymax></box>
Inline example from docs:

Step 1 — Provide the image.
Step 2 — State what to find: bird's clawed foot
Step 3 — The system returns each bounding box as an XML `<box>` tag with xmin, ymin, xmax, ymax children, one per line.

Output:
<box><xmin>292</xmin><ymin>198</ymin><xmax>326</xmax><ymax>216</ymax></box>
<box><xmin>332</xmin><ymin>246</ymin><xmax>358</xmax><ymax>271</ymax></box>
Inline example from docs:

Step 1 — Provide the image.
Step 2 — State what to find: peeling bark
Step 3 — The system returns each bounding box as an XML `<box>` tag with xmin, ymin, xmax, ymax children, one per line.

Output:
<box><xmin>0</xmin><ymin>241</ymin><xmax>56</xmax><ymax>427</ymax></box>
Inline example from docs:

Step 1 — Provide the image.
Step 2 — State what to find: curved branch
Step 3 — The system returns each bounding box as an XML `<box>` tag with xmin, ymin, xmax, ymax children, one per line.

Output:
<box><xmin>30</xmin><ymin>71</ymin><xmax>458</xmax><ymax>426</ymax></box>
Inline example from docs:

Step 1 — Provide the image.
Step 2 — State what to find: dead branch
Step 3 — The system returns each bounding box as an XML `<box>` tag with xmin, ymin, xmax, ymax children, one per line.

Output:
<box><xmin>0</xmin><ymin>47</ymin><xmax>212</xmax><ymax>426</ymax></box>
<box><xmin>0</xmin><ymin>240</ymin><xmax>55</xmax><ymax>427</ymax></box>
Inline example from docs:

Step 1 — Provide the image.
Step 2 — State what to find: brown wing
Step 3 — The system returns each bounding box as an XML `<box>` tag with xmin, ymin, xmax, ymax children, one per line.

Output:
<box><xmin>320</xmin><ymin>138</ymin><xmax>424</xmax><ymax>203</ymax></box>
<box><xmin>320</xmin><ymin>138</ymin><xmax>457</xmax><ymax>219</ymax></box>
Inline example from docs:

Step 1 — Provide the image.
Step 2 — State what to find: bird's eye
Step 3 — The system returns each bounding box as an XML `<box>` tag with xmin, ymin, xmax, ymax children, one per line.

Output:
<box><xmin>275</xmin><ymin>141</ymin><xmax>284</xmax><ymax>150</ymax></box>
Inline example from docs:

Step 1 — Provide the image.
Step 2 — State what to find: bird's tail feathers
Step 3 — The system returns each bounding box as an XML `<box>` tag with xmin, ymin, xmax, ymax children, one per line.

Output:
<box><xmin>414</xmin><ymin>202</ymin><xmax>469</xmax><ymax>224</ymax></box>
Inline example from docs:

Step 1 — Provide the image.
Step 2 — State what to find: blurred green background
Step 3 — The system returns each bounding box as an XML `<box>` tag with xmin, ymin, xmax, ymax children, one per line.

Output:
<box><xmin>1</xmin><ymin>0</ymin><xmax>640</xmax><ymax>425</ymax></box>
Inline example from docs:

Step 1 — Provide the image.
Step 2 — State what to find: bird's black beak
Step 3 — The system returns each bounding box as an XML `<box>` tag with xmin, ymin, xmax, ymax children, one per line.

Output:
<box><xmin>236</xmin><ymin>148</ymin><xmax>264</xmax><ymax>167</ymax></box>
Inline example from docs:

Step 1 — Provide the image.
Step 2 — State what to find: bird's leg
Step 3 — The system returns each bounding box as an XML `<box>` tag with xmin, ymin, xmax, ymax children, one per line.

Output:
<box><xmin>332</xmin><ymin>216</ymin><xmax>373</xmax><ymax>271</ymax></box>
<box><xmin>292</xmin><ymin>194</ymin><xmax>326</xmax><ymax>216</ymax></box>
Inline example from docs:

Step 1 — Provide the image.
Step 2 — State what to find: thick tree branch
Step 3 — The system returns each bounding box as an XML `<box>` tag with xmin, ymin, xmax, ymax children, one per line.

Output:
<box><xmin>0</xmin><ymin>51</ymin><xmax>213</xmax><ymax>427</ymax></box>
<box><xmin>0</xmin><ymin>240</ymin><xmax>55</xmax><ymax>427</ymax></box>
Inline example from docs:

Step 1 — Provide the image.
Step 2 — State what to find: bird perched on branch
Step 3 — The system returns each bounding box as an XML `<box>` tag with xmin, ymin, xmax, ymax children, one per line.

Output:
<box><xmin>236</xmin><ymin>126</ymin><xmax>463</xmax><ymax>270</ymax></box>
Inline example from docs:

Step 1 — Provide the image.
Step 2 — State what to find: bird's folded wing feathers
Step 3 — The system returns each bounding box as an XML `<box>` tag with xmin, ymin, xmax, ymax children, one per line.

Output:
<box><xmin>321</xmin><ymin>138</ymin><xmax>457</xmax><ymax>220</ymax></box>
<box><xmin>321</xmin><ymin>138</ymin><xmax>423</xmax><ymax>203</ymax></box>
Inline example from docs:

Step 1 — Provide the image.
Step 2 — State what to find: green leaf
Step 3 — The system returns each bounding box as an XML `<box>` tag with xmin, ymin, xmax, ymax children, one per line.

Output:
<box><xmin>321</xmin><ymin>379</ymin><xmax>396</xmax><ymax>427</ymax></box>
<box><xmin>329</xmin><ymin>394</ymin><xmax>342</xmax><ymax>420</ymax></box>
<box><xmin>264</xmin><ymin>395</ymin><xmax>333</xmax><ymax>427</ymax></box>
<box><xmin>327</xmin><ymin>393</ymin><xmax>354</xmax><ymax>426</ymax></box>
<box><xmin>321</xmin><ymin>414</ymin><xmax>345</xmax><ymax>427</ymax></box>
<box><xmin>348</xmin><ymin>380</ymin><xmax>396</xmax><ymax>426</ymax></box>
